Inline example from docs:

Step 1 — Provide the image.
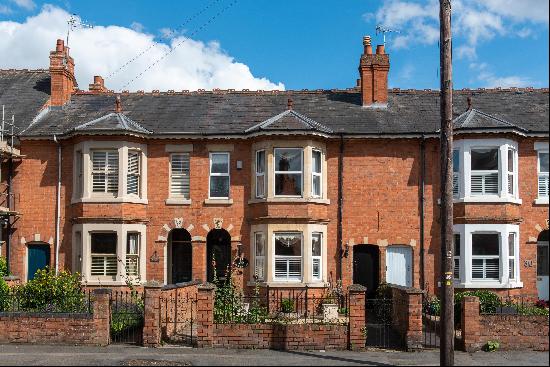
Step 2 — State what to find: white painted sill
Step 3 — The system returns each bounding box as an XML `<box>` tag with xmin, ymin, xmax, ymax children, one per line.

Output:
<box><xmin>247</xmin><ymin>281</ymin><xmax>328</xmax><ymax>288</ymax></box>
<box><xmin>248</xmin><ymin>198</ymin><xmax>330</xmax><ymax>205</ymax></box>
<box><xmin>72</xmin><ymin>196</ymin><xmax>148</xmax><ymax>204</ymax></box>
<box><xmin>454</xmin><ymin>196</ymin><xmax>522</xmax><ymax>205</ymax></box>
<box><xmin>165</xmin><ymin>198</ymin><xmax>192</xmax><ymax>205</ymax></box>
<box><xmin>204</xmin><ymin>198</ymin><xmax>233</xmax><ymax>205</ymax></box>
<box><xmin>534</xmin><ymin>197</ymin><xmax>549</xmax><ymax>205</ymax></box>
<box><xmin>454</xmin><ymin>281</ymin><xmax>523</xmax><ymax>289</ymax></box>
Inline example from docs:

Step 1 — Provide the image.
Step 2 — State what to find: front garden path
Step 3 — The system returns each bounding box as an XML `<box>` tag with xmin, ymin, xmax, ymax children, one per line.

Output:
<box><xmin>0</xmin><ymin>344</ymin><xmax>547</xmax><ymax>366</ymax></box>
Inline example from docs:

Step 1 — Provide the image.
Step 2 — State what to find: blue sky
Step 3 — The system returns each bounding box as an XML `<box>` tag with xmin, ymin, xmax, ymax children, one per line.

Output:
<box><xmin>1</xmin><ymin>0</ymin><xmax>548</xmax><ymax>91</ymax></box>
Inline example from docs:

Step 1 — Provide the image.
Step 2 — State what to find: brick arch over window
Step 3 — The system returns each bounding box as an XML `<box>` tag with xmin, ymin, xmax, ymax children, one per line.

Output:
<box><xmin>156</xmin><ymin>218</ymin><xmax>195</xmax><ymax>243</ymax></box>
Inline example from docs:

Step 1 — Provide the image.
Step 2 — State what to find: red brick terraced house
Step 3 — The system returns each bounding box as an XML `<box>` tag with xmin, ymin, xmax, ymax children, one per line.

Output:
<box><xmin>0</xmin><ymin>37</ymin><xmax>548</xmax><ymax>300</ymax></box>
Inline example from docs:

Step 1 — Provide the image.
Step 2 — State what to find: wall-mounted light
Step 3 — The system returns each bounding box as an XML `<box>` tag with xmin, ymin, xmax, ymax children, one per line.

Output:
<box><xmin>340</xmin><ymin>242</ymin><xmax>349</xmax><ymax>258</ymax></box>
<box><xmin>236</xmin><ymin>243</ymin><xmax>243</xmax><ymax>257</ymax></box>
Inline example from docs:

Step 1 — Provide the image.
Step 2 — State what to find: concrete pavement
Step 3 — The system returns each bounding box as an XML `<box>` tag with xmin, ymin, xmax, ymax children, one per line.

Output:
<box><xmin>0</xmin><ymin>344</ymin><xmax>548</xmax><ymax>366</ymax></box>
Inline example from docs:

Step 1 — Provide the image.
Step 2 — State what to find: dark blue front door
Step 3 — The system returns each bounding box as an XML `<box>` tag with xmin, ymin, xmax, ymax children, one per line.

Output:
<box><xmin>27</xmin><ymin>244</ymin><xmax>50</xmax><ymax>280</ymax></box>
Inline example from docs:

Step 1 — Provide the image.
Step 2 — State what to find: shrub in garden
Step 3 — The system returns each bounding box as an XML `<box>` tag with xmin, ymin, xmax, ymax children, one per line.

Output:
<box><xmin>0</xmin><ymin>277</ymin><xmax>9</xmax><ymax>312</ymax></box>
<box><xmin>375</xmin><ymin>282</ymin><xmax>392</xmax><ymax>300</ymax></box>
<box><xmin>454</xmin><ymin>290</ymin><xmax>502</xmax><ymax>325</ymax></box>
<box><xmin>280</xmin><ymin>298</ymin><xmax>295</xmax><ymax>313</ymax></box>
<box><xmin>0</xmin><ymin>256</ymin><xmax>8</xmax><ymax>277</ymax></box>
<box><xmin>14</xmin><ymin>268</ymin><xmax>87</xmax><ymax>313</ymax></box>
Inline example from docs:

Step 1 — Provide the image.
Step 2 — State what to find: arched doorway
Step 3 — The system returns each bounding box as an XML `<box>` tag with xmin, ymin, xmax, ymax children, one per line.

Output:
<box><xmin>168</xmin><ymin>229</ymin><xmax>192</xmax><ymax>284</ymax></box>
<box><xmin>353</xmin><ymin>244</ymin><xmax>380</xmax><ymax>298</ymax></box>
<box><xmin>537</xmin><ymin>230</ymin><xmax>549</xmax><ymax>301</ymax></box>
<box><xmin>207</xmin><ymin>229</ymin><xmax>231</xmax><ymax>283</ymax></box>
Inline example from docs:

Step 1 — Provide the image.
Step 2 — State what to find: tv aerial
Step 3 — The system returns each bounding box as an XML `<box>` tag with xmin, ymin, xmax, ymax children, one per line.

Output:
<box><xmin>66</xmin><ymin>14</ymin><xmax>94</xmax><ymax>46</ymax></box>
<box><xmin>376</xmin><ymin>24</ymin><xmax>400</xmax><ymax>46</ymax></box>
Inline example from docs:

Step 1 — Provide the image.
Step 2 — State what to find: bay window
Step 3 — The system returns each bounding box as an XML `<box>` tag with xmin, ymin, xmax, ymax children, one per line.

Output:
<box><xmin>92</xmin><ymin>150</ymin><xmax>119</xmax><ymax>194</ymax></box>
<box><xmin>255</xmin><ymin>150</ymin><xmax>266</xmax><ymax>198</ymax></box>
<box><xmin>274</xmin><ymin>232</ymin><xmax>302</xmax><ymax>281</ymax></box>
<box><xmin>274</xmin><ymin>148</ymin><xmax>303</xmax><ymax>196</ymax></box>
<box><xmin>453</xmin><ymin>139</ymin><xmax>519</xmax><ymax>203</ymax></box>
<box><xmin>126</xmin><ymin>233</ymin><xmax>140</xmax><ymax>277</ymax></box>
<box><xmin>209</xmin><ymin>152</ymin><xmax>230</xmax><ymax>198</ymax></box>
<box><xmin>312</xmin><ymin>150</ymin><xmax>322</xmax><ymax>197</ymax></box>
<box><xmin>453</xmin><ymin>224</ymin><xmax>521</xmax><ymax>288</ymax></box>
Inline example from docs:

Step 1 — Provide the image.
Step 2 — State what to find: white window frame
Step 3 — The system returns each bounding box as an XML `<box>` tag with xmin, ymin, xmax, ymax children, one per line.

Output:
<box><xmin>209</xmin><ymin>152</ymin><xmax>230</xmax><ymax>199</ymax></box>
<box><xmin>89</xmin><ymin>231</ymin><xmax>118</xmax><ymax>279</ymax></box>
<box><xmin>471</xmin><ymin>232</ymin><xmax>501</xmax><ymax>281</ymax></box>
<box><xmin>127</xmin><ymin>150</ymin><xmax>141</xmax><ymax>196</ymax></box>
<box><xmin>453</xmin><ymin>223</ymin><xmax>521</xmax><ymax>288</ymax></box>
<box><xmin>273</xmin><ymin>232</ymin><xmax>303</xmax><ymax>282</ymax></box>
<box><xmin>535</xmin><ymin>142</ymin><xmax>549</xmax><ymax>204</ymax></box>
<box><xmin>126</xmin><ymin>232</ymin><xmax>140</xmax><ymax>277</ymax></box>
<box><xmin>454</xmin><ymin>139</ymin><xmax>520</xmax><ymax>204</ymax></box>
<box><xmin>274</xmin><ymin>148</ymin><xmax>304</xmax><ymax>197</ymax></box>
<box><xmin>507</xmin><ymin>147</ymin><xmax>517</xmax><ymax>196</ymax></box>
<box><xmin>311</xmin><ymin>149</ymin><xmax>322</xmax><ymax>198</ymax></box>
<box><xmin>508</xmin><ymin>232</ymin><xmax>517</xmax><ymax>281</ymax></box>
<box><xmin>453</xmin><ymin>233</ymin><xmax>460</xmax><ymax>280</ymax></box>
<box><xmin>255</xmin><ymin>150</ymin><xmax>266</xmax><ymax>199</ymax></box>
<box><xmin>254</xmin><ymin>232</ymin><xmax>266</xmax><ymax>281</ymax></box>
<box><xmin>169</xmin><ymin>153</ymin><xmax>190</xmax><ymax>199</ymax></box>
<box><xmin>76</xmin><ymin>150</ymin><xmax>83</xmax><ymax>197</ymax></box>
<box><xmin>91</xmin><ymin>150</ymin><xmax>119</xmax><ymax>195</ymax></box>
<box><xmin>453</xmin><ymin>149</ymin><xmax>460</xmax><ymax>198</ymax></box>
<box><xmin>311</xmin><ymin>232</ymin><xmax>322</xmax><ymax>281</ymax></box>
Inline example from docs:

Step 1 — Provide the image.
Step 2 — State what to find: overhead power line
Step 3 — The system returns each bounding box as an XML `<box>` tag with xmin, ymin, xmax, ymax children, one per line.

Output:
<box><xmin>106</xmin><ymin>0</ymin><xmax>225</xmax><ymax>80</ymax></box>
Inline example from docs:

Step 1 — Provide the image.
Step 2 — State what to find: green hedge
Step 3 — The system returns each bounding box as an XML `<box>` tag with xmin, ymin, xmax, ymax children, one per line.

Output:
<box><xmin>0</xmin><ymin>256</ymin><xmax>7</xmax><ymax>277</ymax></box>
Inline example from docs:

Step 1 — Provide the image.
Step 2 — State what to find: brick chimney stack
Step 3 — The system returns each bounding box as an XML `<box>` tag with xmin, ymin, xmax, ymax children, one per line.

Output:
<box><xmin>358</xmin><ymin>35</ymin><xmax>390</xmax><ymax>107</ymax></box>
<box><xmin>49</xmin><ymin>39</ymin><xmax>77</xmax><ymax>106</ymax></box>
<box><xmin>89</xmin><ymin>75</ymin><xmax>107</xmax><ymax>93</ymax></box>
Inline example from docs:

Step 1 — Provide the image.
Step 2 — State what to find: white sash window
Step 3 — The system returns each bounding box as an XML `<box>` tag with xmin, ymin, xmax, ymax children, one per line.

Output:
<box><xmin>170</xmin><ymin>153</ymin><xmax>190</xmax><ymax>198</ymax></box>
<box><xmin>254</xmin><ymin>232</ymin><xmax>265</xmax><ymax>281</ymax></box>
<box><xmin>255</xmin><ymin>150</ymin><xmax>266</xmax><ymax>198</ymax></box>
<box><xmin>92</xmin><ymin>150</ymin><xmax>119</xmax><ymax>194</ymax></box>
<box><xmin>127</xmin><ymin>151</ymin><xmax>140</xmax><ymax>196</ymax></box>
<box><xmin>90</xmin><ymin>233</ymin><xmax>117</xmax><ymax>277</ymax></box>
<box><xmin>126</xmin><ymin>233</ymin><xmax>140</xmax><ymax>277</ymax></box>
<box><xmin>274</xmin><ymin>148</ymin><xmax>303</xmax><ymax>197</ymax></box>
<box><xmin>274</xmin><ymin>232</ymin><xmax>302</xmax><ymax>281</ymax></box>
<box><xmin>538</xmin><ymin>151</ymin><xmax>549</xmax><ymax>198</ymax></box>
<box><xmin>311</xmin><ymin>232</ymin><xmax>322</xmax><ymax>281</ymax></box>
<box><xmin>209</xmin><ymin>152</ymin><xmax>230</xmax><ymax>198</ymax></box>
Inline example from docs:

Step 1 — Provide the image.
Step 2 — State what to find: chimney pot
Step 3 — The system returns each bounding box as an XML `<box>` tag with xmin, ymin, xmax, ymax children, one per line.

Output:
<box><xmin>363</xmin><ymin>35</ymin><xmax>373</xmax><ymax>55</ymax></box>
<box><xmin>358</xmin><ymin>39</ymin><xmax>390</xmax><ymax>107</ymax></box>
<box><xmin>115</xmin><ymin>95</ymin><xmax>122</xmax><ymax>113</ymax></box>
<box><xmin>56</xmin><ymin>39</ymin><xmax>64</xmax><ymax>52</ymax></box>
<box><xmin>467</xmin><ymin>96</ymin><xmax>472</xmax><ymax>110</ymax></box>
<box><xmin>287</xmin><ymin>98</ymin><xmax>293</xmax><ymax>110</ymax></box>
<box><xmin>376</xmin><ymin>44</ymin><xmax>385</xmax><ymax>55</ymax></box>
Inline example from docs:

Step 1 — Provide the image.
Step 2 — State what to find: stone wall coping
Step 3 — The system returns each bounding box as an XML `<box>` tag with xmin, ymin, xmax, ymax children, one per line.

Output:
<box><xmin>348</xmin><ymin>284</ymin><xmax>367</xmax><ymax>292</ymax></box>
<box><xmin>161</xmin><ymin>280</ymin><xmax>202</xmax><ymax>291</ymax></box>
<box><xmin>92</xmin><ymin>288</ymin><xmax>112</xmax><ymax>295</ymax></box>
<box><xmin>389</xmin><ymin>284</ymin><xmax>425</xmax><ymax>294</ymax></box>
<box><xmin>2</xmin><ymin>276</ymin><xmax>20</xmax><ymax>281</ymax></box>
<box><xmin>0</xmin><ymin>312</ymin><xmax>93</xmax><ymax>319</ymax></box>
<box><xmin>143</xmin><ymin>281</ymin><xmax>163</xmax><ymax>289</ymax></box>
<box><xmin>197</xmin><ymin>282</ymin><xmax>216</xmax><ymax>290</ymax></box>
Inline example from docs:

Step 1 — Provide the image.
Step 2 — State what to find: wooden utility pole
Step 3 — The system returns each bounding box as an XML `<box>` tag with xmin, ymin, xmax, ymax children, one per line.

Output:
<box><xmin>439</xmin><ymin>0</ymin><xmax>454</xmax><ymax>366</ymax></box>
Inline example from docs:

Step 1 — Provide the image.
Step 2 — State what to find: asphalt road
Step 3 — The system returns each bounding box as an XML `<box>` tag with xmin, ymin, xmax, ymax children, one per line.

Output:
<box><xmin>0</xmin><ymin>344</ymin><xmax>548</xmax><ymax>366</ymax></box>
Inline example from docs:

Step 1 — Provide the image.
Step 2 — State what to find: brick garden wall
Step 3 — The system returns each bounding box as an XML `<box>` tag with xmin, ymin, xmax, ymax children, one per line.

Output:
<box><xmin>390</xmin><ymin>285</ymin><xmax>423</xmax><ymax>350</ymax></box>
<box><xmin>0</xmin><ymin>289</ymin><xmax>110</xmax><ymax>346</ymax></box>
<box><xmin>461</xmin><ymin>296</ymin><xmax>549</xmax><ymax>352</ymax></box>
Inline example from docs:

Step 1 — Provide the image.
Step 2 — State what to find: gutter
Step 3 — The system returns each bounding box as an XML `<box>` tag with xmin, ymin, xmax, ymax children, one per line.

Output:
<box><xmin>53</xmin><ymin>135</ymin><xmax>61</xmax><ymax>275</ymax></box>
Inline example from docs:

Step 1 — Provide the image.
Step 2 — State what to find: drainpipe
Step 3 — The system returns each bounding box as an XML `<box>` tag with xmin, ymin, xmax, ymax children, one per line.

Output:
<box><xmin>53</xmin><ymin>135</ymin><xmax>61</xmax><ymax>275</ymax></box>
<box><xmin>420</xmin><ymin>135</ymin><xmax>426</xmax><ymax>290</ymax></box>
<box><xmin>337</xmin><ymin>134</ymin><xmax>344</xmax><ymax>282</ymax></box>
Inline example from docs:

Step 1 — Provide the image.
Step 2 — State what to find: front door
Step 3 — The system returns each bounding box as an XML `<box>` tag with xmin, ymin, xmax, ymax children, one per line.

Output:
<box><xmin>207</xmin><ymin>229</ymin><xmax>231</xmax><ymax>282</ymax></box>
<box><xmin>27</xmin><ymin>243</ymin><xmax>50</xmax><ymax>280</ymax></box>
<box><xmin>169</xmin><ymin>229</ymin><xmax>192</xmax><ymax>284</ymax></box>
<box><xmin>353</xmin><ymin>244</ymin><xmax>380</xmax><ymax>298</ymax></box>
<box><xmin>386</xmin><ymin>246</ymin><xmax>412</xmax><ymax>287</ymax></box>
<box><xmin>537</xmin><ymin>241</ymin><xmax>549</xmax><ymax>301</ymax></box>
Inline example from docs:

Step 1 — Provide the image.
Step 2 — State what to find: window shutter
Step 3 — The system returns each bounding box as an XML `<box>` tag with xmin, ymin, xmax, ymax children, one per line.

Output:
<box><xmin>171</xmin><ymin>153</ymin><xmax>190</xmax><ymax>197</ymax></box>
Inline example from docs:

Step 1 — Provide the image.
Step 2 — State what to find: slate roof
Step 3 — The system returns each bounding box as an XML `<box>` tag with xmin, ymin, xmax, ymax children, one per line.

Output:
<box><xmin>245</xmin><ymin>109</ymin><xmax>334</xmax><ymax>134</ymax></box>
<box><xmin>0</xmin><ymin>70</ymin><xmax>51</xmax><ymax>133</ymax></box>
<box><xmin>73</xmin><ymin>112</ymin><xmax>152</xmax><ymax>135</ymax></box>
<box><xmin>452</xmin><ymin>108</ymin><xmax>529</xmax><ymax>132</ymax></box>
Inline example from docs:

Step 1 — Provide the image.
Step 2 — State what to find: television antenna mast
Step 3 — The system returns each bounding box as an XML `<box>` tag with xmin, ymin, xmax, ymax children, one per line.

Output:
<box><xmin>376</xmin><ymin>24</ymin><xmax>400</xmax><ymax>46</ymax></box>
<box><xmin>66</xmin><ymin>14</ymin><xmax>94</xmax><ymax>46</ymax></box>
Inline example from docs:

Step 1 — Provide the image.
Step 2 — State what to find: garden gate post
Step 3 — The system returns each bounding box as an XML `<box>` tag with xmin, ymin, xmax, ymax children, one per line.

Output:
<box><xmin>196</xmin><ymin>282</ymin><xmax>216</xmax><ymax>348</ymax></box>
<box><xmin>348</xmin><ymin>284</ymin><xmax>367</xmax><ymax>351</ymax></box>
<box><xmin>461</xmin><ymin>296</ymin><xmax>481</xmax><ymax>352</ymax></box>
<box><xmin>92</xmin><ymin>288</ymin><xmax>111</xmax><ymax>346</ymax></box>
<box><xmin>142</xmin><ymin>282</ymin><xmax>163</xmax><ymax>347</ymax></box>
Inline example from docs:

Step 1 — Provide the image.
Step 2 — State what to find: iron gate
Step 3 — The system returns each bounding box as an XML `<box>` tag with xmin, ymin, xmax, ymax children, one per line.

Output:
<box><xmin>364</xmin><ymin>297</ymin><xmax>402</xmax><ymax>349</ymax></box>
<box><xmin>160</xmin><ymin>291</ymin><xmax>197</xmax><ymax>346</ymax></box>
<box><xmin>422</xmin><ymin>294</ymin><xmax>441</xmax><ymax>348</ymax></box>
<box><xmin>110</xmin><ymin>290</ymin><xmax>144</xmax><ymax>344</ymax></box>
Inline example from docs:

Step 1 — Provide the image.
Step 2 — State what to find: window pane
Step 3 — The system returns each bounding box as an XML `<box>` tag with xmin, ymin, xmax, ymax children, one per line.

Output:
<box><xmin>127</xmin><ymin>233</ymin><xmax>139</xmax><ymax>255</ymax></box>
<box><xmin>210</xmin><ymin>176</ymin><xmax>229</xmax><ymax>197</ymax></box>
<box><xmin>171</xmin><ymin>154</ymin><xmax>190</xmax><ymax>197</ymax></box>
<box><xmin>472</xmin><ymin>233</ymin><xmax>499</xmax><ymax>256</ymax></box>
<box><xmin>275</xmin><ymin>148</ymin><xmax>302</xmax><ymax>172</ymax></box>
<box><xmin>275</xmin><ymin>173</ymin><xmax>302</xmax><ymax>195</ymax></box>
<box><xmin>540</xmin><ymin>153</ymin><xmax>549</xmax><ymax>173</ymax></box>
<box><xmin>312</xmin><ymin>233</ymin><xmax>322</xmax><ymax>256</ymax></box>
<box><xmin>453</xmin><ymin>150</ymin><xmax>459</xmax><ymax>173</ymax></box>
<box><xmin>275</xmin><ymin>233</ymin><xmax>301</xmax><ymax>256</ymax></box>
<box><xmin>508</xmin><ymin>233</ymin><xmax>515</xmax><ymax>257</ymax></box>
<box><xmin>256</xmin><ymin>151</ymin><xmax>265</xmax><ymax>173</ymax></box>
<box><xmin>537</xmin><ymin>244</ymin><xmax>549</xmax><ymax>276</ymax></box>
<box><xmin>509</xmin><ymin>259</ymin><xmax>515</xmax><ymax>279</ymax></box>
<box><xmin>256</xmin><ymin>175</ymin><xmax>265</xmax><ymax>198</ymax></box>
<box><xmin>454</xmin><ymin>258</ymin><xmax>460</xmax><ymax>279</ymax></box>
<box><xmin>91</xmin><ymin>233</ymin><xmax>117</xmax><ymax>254</ymax></box>
<box><xmin>312</xmin><ymin>150</ymin><xmax>321</xmax><ymax>174</ymax></box>
<box><xmin>471</xmin><ymin>148</ymin><xmax>498</xmax><ymax>170</ymax></box>
<box><xmin>507</xmin><ymin>149</ymin><xmax>514</xmax><ymax>172</ymax></box>
<box><xmin>255</xmin><ymin>233</ymin><xmax>265</xmax><ymax>256</ymax></box>
<box><xmin>211</xmin><ymin>153</ymin><xmax>229</xmax><ymax>174</ymax></box>
<box><xmin>454</xmin><ymin>234</ymin><xmax>460</xmax><ymax>256</ymax></box>
<box><xmin>312</xmin><ymin>175</ymin><xmax>321</xmax><ymax>196</ymax></box>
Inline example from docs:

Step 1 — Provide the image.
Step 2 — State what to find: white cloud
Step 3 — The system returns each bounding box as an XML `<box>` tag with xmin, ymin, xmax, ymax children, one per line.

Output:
<box><xmin>0</xmin><ymin>5</ymin><xmax>285</xmax><ymax>92</ymax></box>
<box><xmin>469</xmin><ymin>62</ymin><xmax>535</xmax><ymax>88</ymax></box>
<box><xmin>365</xmin><ymin>0</ymin><xmax>548</xmax><ymax>56</ymax></box>
<box><xmin>10</xmin><ymin>0</ymin><xmax>35</xmax><ymax>11</ymax></box>
<box><xmin>130</xmin><ymin>22</ymin><xmax>144</xmax><ymax>33</ymax></box>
